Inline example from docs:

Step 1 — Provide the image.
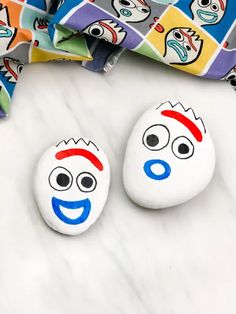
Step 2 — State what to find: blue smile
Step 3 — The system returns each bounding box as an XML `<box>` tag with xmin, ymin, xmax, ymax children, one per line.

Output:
<box><xmin>144</xmin><ymin>159</ymin><xmax>171</xmax><ymax>181</ymax></box>
<box><xmin>197</xmin><ymin>9</ymin><xmax>218</xmax><ymax>23</ymax></box>
<box><xmin>167</xmin><ymin>40</ymin><xmax>188</xmax><ymax>62</ymax></box>
<box><xmin>51</xmin><ymin>197</ymin><xmax>91</xmax><ymax>225</ymax></box>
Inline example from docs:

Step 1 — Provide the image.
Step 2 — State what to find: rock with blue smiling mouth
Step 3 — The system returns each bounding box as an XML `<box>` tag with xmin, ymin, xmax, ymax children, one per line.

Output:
<box><xmin>34</xmin><ymin>138</ymin><xmax>110</xmax><ymax>235</ymax></box>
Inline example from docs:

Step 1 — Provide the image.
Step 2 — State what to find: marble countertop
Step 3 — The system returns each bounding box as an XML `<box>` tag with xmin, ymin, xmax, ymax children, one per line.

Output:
<box><xmin>0</xmin><ymin>51</ymin><xmax>235</xmax><ymax>314</ymax></box>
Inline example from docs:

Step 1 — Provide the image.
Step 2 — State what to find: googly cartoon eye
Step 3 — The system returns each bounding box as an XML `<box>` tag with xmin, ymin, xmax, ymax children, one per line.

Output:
<box><xmin>211</xmin><ymin>3</ymin><xmax>219</xmax><ymax>11</ymax></box>
<box><xmin>77</xmin><ymin>172</ymin><xmax>97</xmax><ymax>193</ymax></box>
<box><xmin>49</xmin><ymin>167</ymin><xmax>73</xmax><ymax>191</ymax></box>
<box><xmin>119</xmin><ymin>0</ymin><xmax>135</xmax><ymax>8</ymax></box>
<box><xmin>88</xmin><ymin>24</ymin><xmax>104</xmax><ymax>38</ymax></box>
<box><xmin>183</xmin><ymin>42</ymin><xmax>191</xmax><ymax>51</ymax></box>
<box><xmin>143</xmin><ymin>124</ymin><xmax>170</xmax><ymax>151</ymax></box>
<box><xmin>137</xmin><ymin>6</ymin><xmax>150</xmax><ymax>13</ymax></box>
<box><xmin>172</xmin><ymin>136</ymin><xmax>194</xmax><ymax>159</ymax></box>
<box><xmin>198</xmin><ymin>0</ymin><xmax>211</xmax><ymax>7</ymax></box>
<box><xmin>173</xmin><ymin>30</ymin><xmax>184</xmax><ymax>42</ymax></box>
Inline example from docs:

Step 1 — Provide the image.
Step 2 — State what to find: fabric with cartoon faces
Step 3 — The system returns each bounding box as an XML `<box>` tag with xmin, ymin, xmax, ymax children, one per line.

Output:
<box><xmin>0</xmin><ymin>0</ymin><xmax>91</xmax><ymax>117</ymax></box>
<box><xmin>123</xmin><ymin>101</ymin><xmax>215</xmax><ymax>209</ymax></box>
<box><xmin>50</xmin><ymin>0</ymin><xmax>236</xmax><ymax>83</ymax></box>
<box><xmin>34</xmin><ymin>138</ymin><xmax>110</xmax><ymax>235</ymax></box>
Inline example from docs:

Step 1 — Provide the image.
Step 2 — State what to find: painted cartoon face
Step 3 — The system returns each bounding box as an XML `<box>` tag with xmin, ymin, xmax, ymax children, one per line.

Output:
<box><xmin>83</xmin><ymin>20</ymin><xmax>126</xmax><ymax>45</ymax></box>
<box><xmin>112</xmin><ymin>0</ymin><xmax>151</xmax><ymax>23</ymax></box>
<box><xmin>123</xmin><ymin>102</ymin><xmax>215</xmax><ymax>209</ymax></box>
<box><xmin>34</xmin><ymin>138</ymin><xmax>110</xmax><ymax>235</ymax></box>
<box><xmin>0</xmin><ymin>58</ymin><xmax>23</xmax><ymax>83</ymax></box>
<box><xmin>190</xmin><ymin>0</ymin><xmax>227</xmax><ymax>26</ymax></box>
<box><xmin>0</xmin><ymin>6</ymin><xmax>16</xmax><ymax>51</ymax></box>
<box><xmin>164</xmin><ymin>28</ymin><xmax>203</xmax><ymax>65</ymax></box>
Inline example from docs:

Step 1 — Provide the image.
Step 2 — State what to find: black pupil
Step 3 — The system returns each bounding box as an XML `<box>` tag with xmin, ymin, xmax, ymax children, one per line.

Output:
<box><xmin>141</xmin><ymin>8</ymin><xmax>149</xmax><ymax>13</ymax></box>
<box><xmin>201</xmin><ymin>0</ymin><xmax>210</xmax><ymax>5</ymax></box>
<box><xmin>175</xmin><ymin>32</ymin><xmax>181</xmax><ymax>39</ymax></box>
<box><xmin>81</xmin><ymin>176</ymin><xmax>93</xmax><ymax>189</ymax></box>
<box><xmin>57</xmin><ymin>173</ymin><xmax>70</xmax><ymax>187</ymax></box>
<box><xmin>91</xmin><ymin>28</ymin><xmax>101</xmax><ymax>36</ymax></box>
<box><xmin>147</xmin><ymin>134</ymin><xmax>159</xmax><ymax>147</ymax></box>
<box><xmin>178</xmin><ymin>143</ymin><xmax>190</xmax><ymax>154</ymax></box>
<box><xmin>231</xmin><ymin>80</ymin><xmax>236</xmax><ymax>87</ymax></box>
<box><xmin>186</xmin><ymin>45</ymin><xmax>191</xmax><ymax>51</ymax></box>
<box><xmin>212</xmin><ymin>4</ymin><xmax>217</xmax><ymax>9</ymax></box>
<box><xmin>121</xmin><ymin>0</ymin><xmax>130</xmax><ymax>5</ymax></box>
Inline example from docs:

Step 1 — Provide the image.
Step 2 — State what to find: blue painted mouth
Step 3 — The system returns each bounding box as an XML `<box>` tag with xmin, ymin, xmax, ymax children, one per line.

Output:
<box><xmin>0</xmin><ymin>25</ymin><xmax>13</xmax><ymax>38</ymax></box>
<box><xmin>197</xmin><ymin>9</ymin><xmax>218</xmax><ymax>23</ymax></box>
<box><xmin>144</xmin><ymin>159</ymin><xmax>171</xmax><ymax>181</ymax></box>
<box><xmin>167</xmin><ymin>40</ymin><xmax>188</xmax><ymax>62</ymax></box>
<box><xmin>51</xmin><ymin>197</ymin><xmax>91</xmax><ymax>225</ymax></box>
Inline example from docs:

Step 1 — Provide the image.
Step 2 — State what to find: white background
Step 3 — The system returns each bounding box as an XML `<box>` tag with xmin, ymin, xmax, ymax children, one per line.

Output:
<box><xmin>0</xmin><ymin>51</ymin><xmax>235</xmax><ymax>314</ymax></box>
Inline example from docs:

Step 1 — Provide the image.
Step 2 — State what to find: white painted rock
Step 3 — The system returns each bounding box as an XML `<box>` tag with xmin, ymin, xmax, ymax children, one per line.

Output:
<box><xmin>123</xmin><ymin>101</ymin><xmax>216</xmax><ymax>209</ymax></box>
<box><xmin>34</xmin><ymin>138</ymin><xmax>110</xmax><ymax>235</ymax></box>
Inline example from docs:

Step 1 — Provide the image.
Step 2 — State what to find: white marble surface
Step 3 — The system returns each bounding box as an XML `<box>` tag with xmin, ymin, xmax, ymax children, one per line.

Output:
<box><xmin>0</xmin><ymin>51</ymin><xmax>235</xmax><ymax>314</ymax></box>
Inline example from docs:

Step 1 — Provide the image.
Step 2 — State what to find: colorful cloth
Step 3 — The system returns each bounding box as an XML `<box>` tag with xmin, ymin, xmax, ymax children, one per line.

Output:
<box><xmin>0</xmin><ymin>0</ymin><xmax>91</xmax><ymax>117</ymax></box>
<box><xmin>82</xmin><ymin>35</ymin><xmax>124</xmax><ymax>72</ymax></box>
<box><xmin>49</xmin><ymin>0</ymin><xmax>236</xmax><ymax>82</ymax></box>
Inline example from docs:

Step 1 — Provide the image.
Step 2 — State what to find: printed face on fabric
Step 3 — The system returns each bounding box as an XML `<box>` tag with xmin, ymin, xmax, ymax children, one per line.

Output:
<box><xmin>34</xmin><ymin>138</ymin><xmax>110</xmax><ymax>235</ymax></box>
<box><xmin>190</xmin><ymin>0</ymin><xmax>227</xmax><ymax>26</ymax></box>
<box><xmin>83</xmin><ymin>19</ymin><xmax>127</xmax><ymax>45</ymax></box>
<box><xmin>163</xmin><ymin>27</ymin><xmax>203</xmax><ymax>65</ymax></box>
<box><xmin>112</xmin><ymin>0</ymin><xmax>151</xmax><ymax>23</ymax></box>
<box><xmin>0</xmin><ymin>0</ymin><xmax>91</xmax><ymax>117</ymax></box>
<box><xmin>123</xmin><ymin>102</ymin><xmax>216</xmax><ymax>209</ymax></box>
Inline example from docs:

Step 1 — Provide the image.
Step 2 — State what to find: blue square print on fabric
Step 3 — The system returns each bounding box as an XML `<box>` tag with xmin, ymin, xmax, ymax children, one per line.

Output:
<box><xmin>174</xmin><ymin>0</ymin><xmax>236</xmax><ymax>43</ymax></box>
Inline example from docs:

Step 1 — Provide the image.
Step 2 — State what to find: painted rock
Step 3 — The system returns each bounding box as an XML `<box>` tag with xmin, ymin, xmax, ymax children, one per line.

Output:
<box><xmin>34</xmin><ymin>138</ymin><xmax>110</xmax><ymax>235</ymax></box>
<box><xmin>123</xmin><ymin>101</ymin><xmax>216</xmax><ymax>209</ymax></box>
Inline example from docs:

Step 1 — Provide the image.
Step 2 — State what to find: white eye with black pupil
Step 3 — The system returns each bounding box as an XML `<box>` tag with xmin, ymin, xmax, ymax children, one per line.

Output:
<box><xmin>173</xmin><ymin>30</ymin><xmax>184</xmax><ymax>42</ymax></box>
<box><xmin>88</xmin><ymin>25</ymin><xmax>104</xmax><ymax>37</ymax></box>
<box><xmin>172</xmin><ymin>136</ymin><xmax>194</xmax><ymax>159</ymax></box>
<box><xmin>119</xmin><ymin>0</ymin><xmax>135</xmax><ymax>8</ymax></box>
<box><xmin>77</xmin><ymin>172</ymin><xmax>97</xmax><ymax>192</ymax></box>
<box><xmin>49</xmin><ymin>167</ymin><xmax>73</xmax><ymax>191</ymax></box>
<box><xmin>198</xmin><ymin>0</ymin><xmax>211</xmax><ymax>7</ymax></box>
<box><xmin>143</xmin><ymin>124</ymin><xmax>170</xmax><ymax>151</ymax></box>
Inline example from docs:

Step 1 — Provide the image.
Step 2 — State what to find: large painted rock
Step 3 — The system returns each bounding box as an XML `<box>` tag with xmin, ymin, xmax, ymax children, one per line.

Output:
<box><xmin>34</xmin><ymin>138</ymin><xmax>110</xmax><ymax>235</ymax></box>
<box><xmin>123</xmin><ymin>101</ymin><xmax>216</xmax><ymax>209</ymax></box>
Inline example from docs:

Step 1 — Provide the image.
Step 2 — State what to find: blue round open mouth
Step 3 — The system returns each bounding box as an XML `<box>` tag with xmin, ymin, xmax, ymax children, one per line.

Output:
<box><xmin>197</xmin><ymin>9</ymin><xmax>218</xmax><ymax>23</ymax></box>
<box><xmin>51</xmin><ymin>197</ymin><xmax>91</xmax><ymax>225</ymax></box>
<box><xmin>143</xmin><ymin>159</ymin><xmax>171</xmax><ymax>181</ymax></box>
<box><xmin>167</xmin><ymin>40</ymin><xmax>188</xmax><ymax>62</ymax></box>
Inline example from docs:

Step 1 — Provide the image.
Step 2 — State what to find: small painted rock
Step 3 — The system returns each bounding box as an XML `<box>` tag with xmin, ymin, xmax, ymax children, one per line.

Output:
<box><xmin>34</xmin><ymin>138</ymin><xmax>110</xmax><ymax>235</ymax></box>
<box><xmin>123</xmin><ymin>101</ymin><xmax>216</xmax><ymax>209</ymax></box>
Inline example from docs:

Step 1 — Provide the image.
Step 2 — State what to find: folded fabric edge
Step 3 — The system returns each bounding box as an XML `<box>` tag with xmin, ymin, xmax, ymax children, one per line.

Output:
<box><xmin>48</xmin><ymin>23</ymin><xmax>92</xmax><ymax>61</ymax></box>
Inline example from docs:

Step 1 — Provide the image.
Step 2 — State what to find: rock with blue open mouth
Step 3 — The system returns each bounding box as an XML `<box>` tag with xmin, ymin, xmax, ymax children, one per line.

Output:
<box><xmin>123</xmin><ymin>101</ymin><xmax>216</xmax><ymax>209</ymax></box>
<box><xmin>34</xmin><ymin>138</ymin><xmax>110</xmax><ymax>235</ymax></box>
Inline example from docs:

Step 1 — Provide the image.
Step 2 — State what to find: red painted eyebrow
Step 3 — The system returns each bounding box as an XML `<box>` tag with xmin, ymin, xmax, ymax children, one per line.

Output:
<box><xmin>55</xmin><ymin>148</ymin><xmax>103</xmax><ymax>171</ymax></box>
<box><xmin>179</xmin><ymin>29</ymin><xmax>197</xmax><ymax>51</ymax></box>
<box><xmin>99</xmin><ymin>21</ymin><xmax>118</xmax><ymax>44</ymax></box>
<box><xmin>218</xmin><ymin>0</ymin><xmax>225</xmax><ymax>11</ymax></box>
<box><xmin>161</xmin><ymin>110</ymin><xmax>203</xmax><ymax>142</ymax></box>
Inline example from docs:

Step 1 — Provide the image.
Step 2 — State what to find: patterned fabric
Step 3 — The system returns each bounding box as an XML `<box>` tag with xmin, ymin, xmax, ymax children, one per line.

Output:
<box><xmin>0</xmin><ymin>0</ymin><xmax>91</xmax><ymax>117</ymax></box>
<box><xmin>49</xmin><ymin>0</ymin><xmax>236</xmax><ymax>82</ymax></box>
